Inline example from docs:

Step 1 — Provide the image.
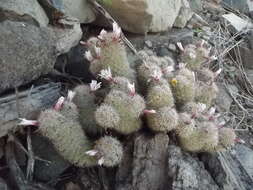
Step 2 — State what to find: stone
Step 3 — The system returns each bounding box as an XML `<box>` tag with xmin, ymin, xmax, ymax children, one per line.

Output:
<box><xmin>201</xmin><ymin>145</ymin><xmax>253</xmax><ymax>190</ymax></box>
<box><xmin>174</xmin><ymin>0</ymin><xmax>194</xmax><ymax>28</ymax></box>
<box><xmin>215</xmin><ymin>83</ymin><xmax>234</xmax><ymax>112</ymax></box>
<box><xmin>61</xmin><ymin>0</ymin><xmax>96</xmax><ymax>23</ymax></box>
<box><xmin>32</xmin><ymin>134</ymin><xmax>71</xmax><ymax>182</ymax></box>
<box><xmin>0</xmin><ymin>0</ymin><xmax>49</xmax><ymax>27</ymax></box>
<box><xmin>0</xmin><ymin>21</ymin><xmax>57</xmax><ymax>93</ymax></box>
<box><xmin>167</xmin><ymin>145</ymin><xmax>219</xmax><ymax>190</ymax></box>
<box><xmin>223</xmin><ymin>0</ymin><xmax>253</xmax><ymax>18</ymax></box>
<box><xmin>96</xmin><ymin>0</ymin><xmax>181</xmax><ymax>34</ymax></box>
<box><xmin>238</xmin><ymin>41</ymin><xmax>253</xmax><ymax>70</ymax></box>
<box><xmin>116</xmin><ymin>133</ymin><xmax>170</xmax><ymax>190</ymax></box>
<box><xmin>52</xmin><ymin>21</ymin><xmax>82</xmax><ymax>55</ymax></box>
<box><xmin>222</xmin><ymin>13</ymin><xmax>253</xmax><ymax>33</ymax></box>
<box><xmin>168</xmin><ymin>44</ymin><xmax>177</xmax><ymax>52</ymax></box>
<box><xmin>188</xmin><ymin>0</ymin><xmax>202</xmax><ymax>11</ymax></box>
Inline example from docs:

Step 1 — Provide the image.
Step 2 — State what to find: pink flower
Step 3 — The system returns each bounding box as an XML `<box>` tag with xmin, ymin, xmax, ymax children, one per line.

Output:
<box><xmin>98</xmin><ymin>68</ymin><xmax>113</xmax><ymax>81</ymax></box>
<box><xmin>98</xmin><ymin>29</ymin><xmax>107</xmax><ymax>40</ymax></box>
<box><xmin>18</xmin><ymin>118</ymin><xmax>39</xmax><ymax>126</ymax></box>
<box><xmin>85</xmin><ymin>51</ymin><xmax>93</xmax><ymax>62</ymax></box>
<box><xmin>90</xmin><ymin>80</ymin><xmax>101</xmax><ymax>91</ymax></box>
<box><xmin>112</xmin><ymin>22</ymin><xmax>121</xmax><ymax>40</ymax></box>
<box><xmin>85</xmin><ymin>150</ymin><xmax>98</xmax><ymax>156</ymax></box>
<box><xmin>127</xmin><ymin>81</ymin><xmax>135</xmax><ymax>96</ymax></box>
<box><xmin>54</xmin><ymin>96</ymin><xmax>65</xmax><ymax>111</ymax></box>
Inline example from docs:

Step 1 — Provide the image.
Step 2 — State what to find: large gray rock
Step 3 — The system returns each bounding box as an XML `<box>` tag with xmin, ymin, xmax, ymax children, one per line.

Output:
<box><xmin>61</xmin><ymin>0</ymin><xmax>96</xmax><ymax>23</ymax></box>
<box><xmin>0</xmin><ymin>0</ymin><xmax>49</xmax><ymax>27</ymax></box>
<box><xmin>116</xmin><ymin>133</ymin><xmax>170</xmax><ymax>190</ymax></box>
<box><xmin>97</xmin><ymin>0</ymin><xmax>181</xmax><ymax>34</ymax></box>
<box><xmin>188</xmin><ymin>0</ymin><xmax>203</xmax><ymax>11</ymax></box>
<box><xmin>222</xmin><ymin>13</ymin><xmax>253</xmax><ymax>33</ymax></box>
<box><xmin>201</xmin><ymin>145</ymin><xmax>253</xmax><ymax>190</ymax></box>
<box><xmin>223</xmin><ymin>0</ymin><xmax>253</xmax><ymax>18</ymax></box>
<box><xmin>167</xmin><ymin>145</ymin><xmax>219</xmax><ymax>190</ymax></box>
<box><xmin>32</xmin><ymin>134</ymin><xmax>71</xmax><ymax>182</ymax></box>
<box><xmin>0</xmin><ymin>21</ymin><xmax>57</xmax><ymax>93</ymax></box>
<box><xmin>174</xmin><ymin>0</ymin><xmax>194</xmax><ymax>28</ymax></box>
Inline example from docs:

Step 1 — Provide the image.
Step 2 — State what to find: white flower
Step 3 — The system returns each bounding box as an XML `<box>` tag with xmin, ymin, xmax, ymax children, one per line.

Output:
<box><xmin>197</xmin><ymin>103</ymin><xmax>206</xmax><ymax>113</ymax></box>
<box><xmin>54</xmin><ymin>96</ymin><xmax>65</xmax><ymax>111</ymax></box>
<box><xmin>127</xmin><ymin>81</ymin><xmax>135</xmax><ymax>96</ymax></box>
<box><xmin>94</xmin><ymin>46</ymin><xmax>101</xmax><ymax>58</ymax></box>
<box><xmin>98</xmin><ymin>157</ymin><xmax>104</xmax><ymax>166</ymax></box>
<box><xmin>178</xmin><ymin>63</ymin><xmax>186</xmax><ymax>69</ymax></box>
<box><xmin>150</xmin><ymin>70</ymin><xmax>162</xmax><ymax>81</ymax></box>
<box><xmin>90</xmin><ymin>80</ymin><xmax>101</xmax><ymax>91</ymax></box>
<box><xmin>85</xmin><ymin>150</ymin><xmax>98</xmax><ymax>156</ymax></box>
<box><xmin>98</xmin><ymin>68</ymin><xmax>113</xmax><ymax>81</ymax></box>
<box><xmin>18</xmin><ymin>118</ymin><xmax>38</xmax><ymax>126</ymax></box>
<box><xmin>67</xmin><ymin>90</ymin><xmax>76</xmax><ymax>102</ymax></box>
<box><xmin>177</xmin><ymin>42</ymin><xmax>185</xmax><ymax>51</ymax></box>
<box><xmin>143</xmin><ymin>109</ymin><xmax>156</xmax><ymax>114</ymax></box>
<box><xmin>98</xmin><ymin>29</ymin><xmax>107</xmax><ymax>40</ymax></box>
<box><xmin>112</xmin><ymin>22</ymin><xmax>121</xmax><ymax>39</ymax></box>
<box><xmin>214</xmin><ymin>68</ymin><xmax>222</xmax><ymax>78</ymax></box>
<box><xmin>208</xmin><ymin>107</ymin><xmax>216</xmax><ymax>116</ymax></box>
<box><xmin>162</xmin><ymin>65</ymin><xmax>174</xmax><ymax>74</ymax></box>
<box><xmin>85</xmin><ymin>51</ymin><xmax>93</xmax><ymax>61</ymax></box>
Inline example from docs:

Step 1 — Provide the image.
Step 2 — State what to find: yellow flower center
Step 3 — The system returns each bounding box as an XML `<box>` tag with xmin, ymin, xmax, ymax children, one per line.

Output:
<box><xmin>170</xmin><ymin>79</ymin><xmax>178</xmax><ymax>87</ymax></box>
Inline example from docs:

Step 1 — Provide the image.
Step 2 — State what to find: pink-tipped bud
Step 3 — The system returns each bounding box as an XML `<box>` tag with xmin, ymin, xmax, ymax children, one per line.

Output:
<box><xmin>98</xmin><ymin>67</ymin><xmax>114</xmax><ymax>82</ymax></box>
<box><xmin>127</xmin><ymin>82</ymin><xmax>135</xmax><ymax>96</ymax></box>
<box><xmin>143</xmin><ymin>109</ymin><xmax>156</xmax><ymax>114</ymax></box>
<box><xmin>214</xmin><ymin>68</ymin><xmax>222</xmax><ymax>78</ymax></box>
<box><xmin>54</xmin><ymin>96</ymin><xmax>65</xmax><ymax>111</ymax></box>
<box><xmin>67</xmin><ymin>90</ymin><xmax>76</xmax><ymax>102</ymax></box>
<box><xmin>150</xmin><ymin>70</ymin><xmax>162</xmax><ymax>81</ymax></box>
<box><xmin>90</xmin><ymin>80</ymin><xmax>101</xmax><ymax>92</ymax></box>
<box><xmin>235</xmin><ymin>138</ymin><xmax>245</xmax><ymax>144</ymax></box>
<box><xmin>18</xmin><ymin>118</ymin><xmax>39</xmax><ymax>126</ymax></box>
<box><xmin>80</xmin><ymin>41</ymin><xmax>87</xmax><ymax>46</ymax></box>
<box><xmin>98</xmin><ymin>29</ymin><xmax>107</xmax><ymax>40</ymax></box>
<box><xmin>162</xmin><ymin>66</ymin><xmax>174</xmax><ymax>74</ymax></box>
<box><xmin>98</xmin><ymin>157</ymin><xmax>104</xmax><ymax>166</ymax></box>
<box><xmin>85</xmin><ymin>150</ymin><xmax>98</xmax><ymax>156</ymax></box>
<box><xmin>177</xmin><ymin>42</ymin><xmax>185</xmax><ymax>52</ymax></box>
<box><xmin>85</xmin><ymin>51</ymin><xmax>93</xmax><ymax>62</ymax></box>
<box><xmin>112</xmin><ymin>22</ymin><xmax>121</xmax><ymax>40</ymax></box>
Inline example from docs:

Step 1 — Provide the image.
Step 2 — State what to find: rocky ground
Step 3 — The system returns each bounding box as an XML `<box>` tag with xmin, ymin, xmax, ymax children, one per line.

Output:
<box><xmin>0</xmin><ymin>0</ymin><xmax>253</xmax><ymax>190</ymax></box>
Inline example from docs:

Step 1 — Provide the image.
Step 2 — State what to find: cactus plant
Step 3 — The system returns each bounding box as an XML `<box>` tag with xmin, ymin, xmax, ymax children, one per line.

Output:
<box><xmin>95</xmin><ymin>89</ymin><xmax>145</xmax><ymax>135</ymax></box>
<box><xmin>37</xmin><ymin>109</ymin><xmax>97</xmax><ymax>167</ymax></box>
<box><xmin>86</xmin><ymin>136</ymin><xmax>123</xmax><ymax>167</ymax></box>
<box><xmin>146</xmin><ymin>106</ymin><xmax>179</xmax><ymax>132</ymax></box>
<box><xmin>170</xmin><ymin>75</ymin><xmax>196</xmax><ymax>105</ymax></box>
<box><xmin>73</xmin><ymin>84</ymin><xmax>102</xmax><ymax>137</ymax></box>
<box><xmin>84</xmin><ymin>23</ymin><xmax>135</xmax><ymax>80</ymax></box>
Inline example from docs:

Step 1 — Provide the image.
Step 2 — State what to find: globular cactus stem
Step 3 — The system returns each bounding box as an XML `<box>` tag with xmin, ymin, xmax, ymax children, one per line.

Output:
<box><xmin>86</xmin><ymin>136</ymin><xmax>123</xmax><ymax>167</ymax></box>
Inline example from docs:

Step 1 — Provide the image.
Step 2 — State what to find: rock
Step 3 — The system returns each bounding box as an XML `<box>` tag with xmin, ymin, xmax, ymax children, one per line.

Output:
<box><xmin>174</xmin><ymin>0</ymin><xmax>194</xmax><ymax>28</ymax></box>
<box><xmin>64</xmin><ymin>182</ymin><xmax>81</xmax><ymax>190</ymax></box>
<box><xmin>32</xmin><ymin>134</ymin><xmax>71</xmax><ymax>182</ymax></box>
<box><xmin>0</xmin><ymin>0</ymin><xmax>49</xmax><ymax>27</ymax></box>
<box><xmin>0</xmin><ymin>21</ymin><xmax>56</xmax><ymax>93</ymax></box>
<box><xmin>215</xmin><ymin>83</ymin><xmax>234</xmax><ymax>112</ymax></box>
<box><xmin>0</xmin><ymin>83</ymin><xmax>61</xmax><ymax>138</ymax></box>
<box><xmin>116</xmin><ymin>133</ymin><xmax>170</xmax><ymax>190</ymax></box>
<box><xmin>167</xmin><ymin>145</ymin><xmax>219</xmax><ymax>190</ymax></box>
<box><xmin>187</xmin><ymin>13</ymin><xmax>208</xmax><ymax>29</ymax></box>
<box><xmin>61</xmin><ymin>0</ymin><xmax>96</xmax><ymax>23</ymax></box>
<box><xmin>188</xmin><ymin>0</ymin><xmax>203</xmax><ymax>11</ymax></box>
<box><xmin>52</xmin><ymin>21</ymin><xmax>82</xmax><ymax>55</ymax></box>
<box><xmin>168</xmin><ymin>44</ymin><xmax>177</xmax><ymax>52</ymax></box>
<box><xmin>222</xmin><ymin>13</ymin><xmax>253</xmax><ymax>33</ymax></box>
<box><xmin>237</xmin><ymin>41</ymin><xmax>253</xmax><ymax>70</ymax></box>
<box><xmin>0</xmin><ymin>178</ymin><xmax>8</xmax><ymax>190</ymax></box>
<box><xmin>148</xmin><ymin>0</ymin><xmax>182</xmax><ymax>32</ymax></box>
<box><xmin>201</xmin><ymin>145</ymin><xmax>253</xmax><ymax>190</ymax></box>
<box><xmin>156</xmin><ymin>46</ymin><xmax>171</xmax><ymax>57</ymax></box>
<box><xmin>223</xmin><ymin>0</ymin><xmax>253</xmax><ymax>19</ymax></box>
<box><xmin>96</xmin><ymin>0</ymin><xmax>181</xmax><ymax>34</ymax></box>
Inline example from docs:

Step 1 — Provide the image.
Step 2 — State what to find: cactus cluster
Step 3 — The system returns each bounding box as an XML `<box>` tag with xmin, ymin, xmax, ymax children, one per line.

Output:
<box><xmin>83</xmin><ymin>22</ymin><xmax>135</xmax><ymax>81</ymax></box>
<box><xmin>18</xmin><ymin>25</ymin><xmax>242</xmax><ymax>170</ymax></box>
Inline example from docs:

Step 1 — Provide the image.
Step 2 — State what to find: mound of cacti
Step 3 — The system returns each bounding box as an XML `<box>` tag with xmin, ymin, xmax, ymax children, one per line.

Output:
<box><xmin>18</xmin><ymin>24</ymin><xmax>243</xmax><ymax>169</ymax></box>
